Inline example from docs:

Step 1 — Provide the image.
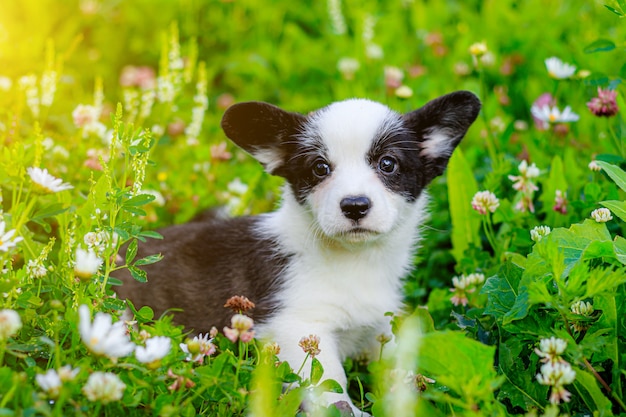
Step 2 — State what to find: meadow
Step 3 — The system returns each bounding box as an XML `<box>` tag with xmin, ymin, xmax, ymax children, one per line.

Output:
<box><xmin>0</xmin><ymin>0</ymin><xmax>625</xmax><ymax>415</ymax></box>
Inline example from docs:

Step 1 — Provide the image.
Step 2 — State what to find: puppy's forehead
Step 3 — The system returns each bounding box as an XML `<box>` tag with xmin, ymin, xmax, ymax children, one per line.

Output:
<box><xmin>303</xmin><ymin>99</ymin><xmax>404</xmax><ymax>155</ymax></box>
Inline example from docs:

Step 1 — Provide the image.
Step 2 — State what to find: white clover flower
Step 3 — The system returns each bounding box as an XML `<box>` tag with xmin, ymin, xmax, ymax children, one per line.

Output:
<box><xmin>74</xmin><ymin>248</ymin><xmax>103</xmax><ymax>280</ymax></box>
<box><xmin>384</xmin><ymin>66</ymin><xmax>404</xmax><ymax>89</ymax></box>
<box><xmin>530</xmin><ymin>225</ymin><xmax>551</xmax><ymax>242</ymax></box>
<box><xmin>0</xmin><ymin>219</ymin><xmax>23</xmax><ymax>252</ymax></box>
<box><xmin>588</xmin><ymin>160</ymin><xmax>602</xmax><ymax>171</ymax></box>
<box><xmin>519</xmin><ymin>160</ymin><xmax>540</xmax><ymax>179</ymax></box>
<box><xmin>36</xmin><ymin>366</ymin><xmax>78</xmax><ymax>398</ymax></box>
<box><xmin>0</xmin><ymin>309</ymin><xmax>22</xmax><ymax>340</ymax></box>
<box><xmin>365</xmin><ymin>43</ymin><xmax>384</xmax><ymax>60</ymax></box>
<box><xmin>299</xmin><ymin>334</ymin><xmax>321</xmax><ymax>358</ymax></box>
<box><xmin>535</xmin><ymin>336</ymin><xmax>567</xmax><ymax>364</ymax></box>
<box><xmin>72</xmin><ymin>104</ymin><xmax>100</xmax><ymax>128</ymax></box>
<box><xmin>395</xmin><ymin>85</ymin><xmax>414</xmax><ymax>99</ymax></box>
<box><xmin>450</xmin><ymin>273</ymin><xmax>484</xmax><ymax>307</ymax></box>
<box><xmin>42</xmin><ymin>137</ymin><xmax>55</xmax><ymax>150</ymax></box>
<box><xmin>82</xmin><ymin>372</ymin><xmax>125</xmax><ymax>403</ymax></box>
<box><xmin>469</xmin><ymin>41</ymin><xmax>488</xmax><ymax>56</ymax></box>
<box><xmin>571</xmin><ymin>300</ymin><xmax>594</xmax><ymax>316</ymax></box>
<box><xmin>151</xmin><ymin>124</ymin><xmax>165</xmax><ymax>136</ymax></box>
<box><xmin>337</xmin><ymin>57</ymin><xmax>360</xmax><ymax>80</ymax></box>
<box><xmin>451</xmin><ymin>275</ymin><xmax>469</xmax><ymax>290</ymax></box>
<box><xmin>545</xmin><ymin>57</ymin><xmax>577</xmax><ymax>79</ymax></box>
<box><xmin>471</xmin><ymin>191</ymin><xmax>499</xmax><ymax>215</ymax></box>
<box><xmin>224</xmin><ymin>314</ymin><xmax>255</xmax><ymax>343</ymax></box>
<box><xmin>83</xmin><ymin>121</ymin><xmax>107</xmax><ymax>139</ymax></box>
<box><xmin>52</xmin><ymin>145</ymin><xmax>70</xmax><ymax>160</ymax></box>
<box><xmin>490</xmin><ymin>116</ymin><xmax>506</xmax><ymax>133</ymax></box>
<box><xmin>509</xmin><ymin>160</ymin><xmax>540</xmax><ymax>194</ymax></box>
<box><xmin>531</xmin><ymin>104</ymin><xmax>580</xmax><ymax>124</ymax></box>
<box><xmin>180</xmin><ymin>333</ymin><xmax>216</xmax><ymax>363</ymax></box>
<box><xmin>451</xmin><ymin>279</ymin><xmax>468</xmax><ymax>305</ymax></box>
<box><xmin>262</xmin><ymin>341</ymin><xmax>281</xmax><ymax>356</ymax></box>
<box><xmin>465</xmin><ymin>273</ymin><xmax>485</xmax><ymax>286</ymax></box>
<box><xmin>453</xmin><ymin>62</ymin><xmax>471</xmax><ymax>76</ymax></box>
<box><xmin>27</xmin><ymin>167</ymin><xmax>73</xmax><ymax>194</ymax></box>
<box><xmin>536</xmin><ymin>361</ymin><xmax>576</xmax><ymax>404</ymax></box>
<box><xmin>135</xmin><ymin>336</ymin><xmax>171</xmax><ymax>364</ymax></box>
<box><xmin>514</xmin><ymin>120</ymin><xmax>529</xmax><ymax>131</ymax></box>
<box><xmin>591</xmin><ymin>208</ymin><xmax>612</xmax><ymax>223</ymax></box>
<box><xmin>553</xmin><ymin>190</ymin><xmax>568</xmax><ymax>214</ymax></box>
<box><xmin>36</xmin><ymin>369</ymin><xmax>62</xmax><ymax>398</ymax></box>
<box><xmin>0</xmin><ymin>76</ymin><xmax>12</xmax><ymax>91</ymax></box>
<box><xmin>480</xmin><ymin>51</ymin><xmax>496</xmax><ymax>67</ymax></box>
<box><xmin>231</xmin><ymin>314</ymin><xmax>254</xmax><ymax>331</ymax></box>
<box><xmin>78</xmin><ymin>305</ymin><xmax>135</xmax><ymax>359</ymax></box>
<box><xmin>57</xmin><ymin>365</ymin><xmax>80</xmax><ymax>382</ymax></box>
<box><xmin>537</xmin><ymin>362</ymin><xmax>576</xmax><ymax>386</ymax></box>
<box><xmin>227</xmin><ymin>178</ymin><xmax>249</xmax><ymax>196</ymax></box>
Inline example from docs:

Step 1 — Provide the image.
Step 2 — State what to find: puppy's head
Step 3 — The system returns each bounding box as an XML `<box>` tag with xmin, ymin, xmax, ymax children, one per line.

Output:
<box><xmin>221</xmin><ymin>92</ymin><xmax>480</xmax><ymax>244</ymax></box>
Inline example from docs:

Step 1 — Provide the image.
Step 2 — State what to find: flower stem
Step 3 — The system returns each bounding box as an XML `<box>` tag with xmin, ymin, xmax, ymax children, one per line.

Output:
<box><xmin>13</xmin><ymin>195</ymin><xmax>36</xmax><ymax>236</ymax></box>
<box><xmin>295</xmin><ymin>353</ymin><xmax>310</xmax><ymax>378</ymax></box>
<box><xmin>607</xmin><ymin>120</ymin><xmax>623</xmax><ymax>158</ymax></box>
<box><xmin>0</xmin><ymin>341</ymin><xmax>5</xmax><ymax>368</ymax></box>
<box><xmin>482</xmin><ymin>216</ymin><xmax>498</xmax><ymax>258</ymax></box>
<box><xmin>478</xmin><ymin>67</ymin><xmax>499</xmax><ymax>169</ymax></box>
<box><xmin>0</xmin><ymin>375</ymin><xmax>16</xmax><ymax>408</ymax></box>
<box><xmin>285</xmin><ymin>352</ymin><xmax>311</xmax><ymax>392</ymax></box>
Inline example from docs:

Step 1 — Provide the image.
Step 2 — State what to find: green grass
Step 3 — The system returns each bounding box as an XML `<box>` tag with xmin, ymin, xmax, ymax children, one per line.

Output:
<box><xmin>1</xmin><ymin>0</ymin><xmax>626</xmax><ymax>415</ymax></box>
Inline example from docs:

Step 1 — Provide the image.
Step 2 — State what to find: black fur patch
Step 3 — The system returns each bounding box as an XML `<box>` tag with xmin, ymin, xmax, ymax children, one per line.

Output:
<box><xmin>368</xmin><ymin>123</ymin><xmax>425</xmax><ymax>202</ymax></box>
<box><xmin>115</xmin><ymin>216</ymin><xmax>288</xmax><ymax>332</ymax></box>
<box><xmin>403</xmin><ymin>90</ymin><xmax>481</xmax><ymax>180</ymax></box>
<box><xmin>274</xmin><ymin>134</ymin><xmax>331</xmax><ymax>205</ymax></box>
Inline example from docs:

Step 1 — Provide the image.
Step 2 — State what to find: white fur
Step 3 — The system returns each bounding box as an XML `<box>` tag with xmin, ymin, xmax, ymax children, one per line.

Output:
<box><xmin>251</xmin><ymin>148</ymin><xmax>284</xmax><ymax>173</ymax></box>
<box><xmin>420</xmin><ymin>128</ymin><xmax>455</xmax><ymax>159</ymax></box>
<box><xmin>253</xmin><ymin>99</ymin><xmax>430</xmax><ymax>415</ymax></box>
<box><xmin>256</xmin><ymin>194</ymin><xmax>427</xmax><ymax>415</ymax></box>
<box><xmin>301</xmin><ymin>99</ymin><xmax>409</xmax><ymax>242</ymax></box>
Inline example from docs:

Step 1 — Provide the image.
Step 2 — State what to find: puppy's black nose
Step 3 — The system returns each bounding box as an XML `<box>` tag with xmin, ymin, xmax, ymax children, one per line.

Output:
<box><xmin>340</xmin><ymin>196</ymin><xmax>371</xmax><ymax>221</ymax></box>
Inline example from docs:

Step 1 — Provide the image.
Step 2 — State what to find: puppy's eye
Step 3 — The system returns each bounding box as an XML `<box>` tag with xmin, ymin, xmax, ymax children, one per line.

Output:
<box><xmin>378</xmin><ymin>156</ymin><xmax>398</xmax><ymax>174</ymax></box>
<box><xmin>312</xmin><ymin>160</ymin><xmax>331</xmax><ymax>178</ymax></box>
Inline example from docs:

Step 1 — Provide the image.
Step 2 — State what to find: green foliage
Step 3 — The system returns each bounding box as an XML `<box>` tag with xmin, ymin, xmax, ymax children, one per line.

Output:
<box><xmin>447</xmin><ymin>148</ymin><xmax>481</xmax><ymax>263</ymax></box>
<box><xmin>1</xmin><ymin>0</ymin><xmax>626</xmax><ymax>416</ymax></box>
<box><xmin>419</xmin><ymin>331</ymin><xmax>504</xmax><ymax>415</ymax></box>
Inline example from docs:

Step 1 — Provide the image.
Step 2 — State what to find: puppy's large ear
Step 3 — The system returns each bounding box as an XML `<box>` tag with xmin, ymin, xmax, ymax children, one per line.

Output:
<box><xmin>404</xmin><ymin>91</ymin><xmax>481</xmax><ymax>180</ymax></box>
<box><xmin>221</xmin><ymin>102</ymin><xmax>306</xmax><ymax>174</ymax></box>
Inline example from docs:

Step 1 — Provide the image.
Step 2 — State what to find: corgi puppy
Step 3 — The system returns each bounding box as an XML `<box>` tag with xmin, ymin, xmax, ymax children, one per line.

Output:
<box><xmin>115</xmin><ymin>91</ymin><xmax>480</xmax><ymax>415</ymax></box>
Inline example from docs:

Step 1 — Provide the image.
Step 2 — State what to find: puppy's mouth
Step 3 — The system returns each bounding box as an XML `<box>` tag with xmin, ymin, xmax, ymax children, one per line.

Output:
<box><xmin>337</xmin><ymin>227</ymin><xmax>381</xmax><ymax>242</ymax></box>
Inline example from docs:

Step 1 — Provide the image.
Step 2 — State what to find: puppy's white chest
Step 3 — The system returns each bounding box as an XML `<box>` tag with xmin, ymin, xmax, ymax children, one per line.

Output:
<box><xmin>283</xmin><ymin>248</ymin><xmax>405</xmax><ymax>328</ymax></box>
